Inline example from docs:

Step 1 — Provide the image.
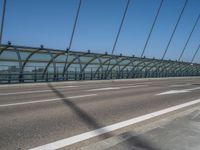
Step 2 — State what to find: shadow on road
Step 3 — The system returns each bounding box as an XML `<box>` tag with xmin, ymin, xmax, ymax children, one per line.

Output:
<box><xmin>117</xmin><ymin>132</ymin><xmax>160</xmax><ymax>150</ymax></box>
<box><xmin>47</xmin><ymin>83</ymin><xmax>113</xmax><ymax>139</ymax></box>
<box><xmin>47</xmin><ymin>83</ymin><xmax>159</xmax><ymax>149</ymax></box>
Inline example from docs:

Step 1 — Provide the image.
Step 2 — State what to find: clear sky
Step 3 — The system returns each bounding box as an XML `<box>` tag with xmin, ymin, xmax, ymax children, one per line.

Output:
<box><xmin>0</xmin><ymin>0</ymin><xmax>200</xmax><ymax>63</ymax></box>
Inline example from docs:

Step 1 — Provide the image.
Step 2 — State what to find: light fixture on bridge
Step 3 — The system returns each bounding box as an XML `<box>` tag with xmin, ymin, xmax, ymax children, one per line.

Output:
<box><xmin>7</xmin><ymin>41</ymin><xmax>11</xmax><ymax>45</ymax></box>
<box><xmin>40</xmin><ymin>45</ymin><xmax>44</xmax><ymax>49</ymax></box>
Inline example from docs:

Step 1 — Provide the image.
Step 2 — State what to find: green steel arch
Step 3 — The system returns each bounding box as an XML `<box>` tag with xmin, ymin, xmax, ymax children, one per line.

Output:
<box><xmin>0</xmin><ymin>44</ymin><xmax>200</xmax><ymax>83</ymax></box>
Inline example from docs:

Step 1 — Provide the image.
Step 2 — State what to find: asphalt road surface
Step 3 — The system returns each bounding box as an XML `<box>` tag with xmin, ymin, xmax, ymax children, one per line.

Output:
<box><xmin>0</xmin><ymin>77</ymin><xmax>200</xmax><ymax>150</ymax></box>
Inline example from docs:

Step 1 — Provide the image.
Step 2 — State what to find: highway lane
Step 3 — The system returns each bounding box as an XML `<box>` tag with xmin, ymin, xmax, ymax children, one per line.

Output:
<box><xmin>0</xmin><ymin>77</ymin><xmax>200</xmax><ymax>150</ymax></box>
<box><xmin>0</xmin><ymin>77</ymin><xmax>198</xmax><ymax>92</ymax></box>
<box><xmin>0</xmin><ymin>77</ymin><xmax>198</xmax><ymax>101</ymax></box>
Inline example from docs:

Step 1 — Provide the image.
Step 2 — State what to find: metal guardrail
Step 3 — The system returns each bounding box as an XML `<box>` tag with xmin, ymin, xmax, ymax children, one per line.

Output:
<box><xmin>0</xmin><ymin>69</ymin><xmax>197</xmax><ymax>84</ymax></box>
<box><xmin>0</xmin><ymin>44</ymin><xmax>200</xmax><ymax>84</ymax></box>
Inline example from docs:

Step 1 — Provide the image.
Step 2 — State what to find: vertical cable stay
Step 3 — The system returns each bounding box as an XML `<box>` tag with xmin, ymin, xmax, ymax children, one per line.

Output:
<box><xmin>141</xmin><ymin>0</ymin><xmax>164</xmax><ymax>57</ymax></box>
<box><xmin>178</xmin><ymin>14</ymin><xmax>200</xmax><ymax>61</ymax></box>
<box><xmin>68</xmin><ymin>0</ymin><xmax>82</xmax><ymax>50</ymax></box>
<box><xmin>0</xmin><ymin>0</ymin><xmax>7</xmax><ymax>45</ymax></box>
<box><xmin>111</xmin><ymin>0</ymin><xmax>131</xmax><ymax>54</ymax></box>
<box><xmin>162</xmin><ymin>0</ymin><xmax>188</xmax><ymax>60</ymax></box>
<box><xmin>191</xmin><ymin>43</ymin><xmax>200</xmax><ymax>63</ymax></box>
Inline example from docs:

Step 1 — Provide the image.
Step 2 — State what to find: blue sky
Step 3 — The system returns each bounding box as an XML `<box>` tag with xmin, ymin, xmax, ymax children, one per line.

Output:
<box><xmin>0</xmin><ymin>0</ymin><xmax>200</xmax><ymax>63</ymax></box>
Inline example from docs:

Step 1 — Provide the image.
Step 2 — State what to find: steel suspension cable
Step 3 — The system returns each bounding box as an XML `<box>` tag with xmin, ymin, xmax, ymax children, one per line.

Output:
<box><xmin>178</xmin><ymin>14</ymin><xmax>200</xmax><ymax>61</ymax></box>
<box><xmin>191</xmin><ymin>43</ymin><xmax>200</xmax><ymax>63</ymax></box>
<box><xmin>162</xmin><ymin>0</ymin><xmax>188</xmax><ymax>60</ymax></box>
<box><xmin>105</xmin><ymin>0</ymin><xmax>131</xmax><ymax>78</ymax></box>
<box><xmin>0</xmin><ymin>0</ymin><xmax>7</xmax><ymax>45</ymax></box>
<box><xmin>111</xmin><ymin>0</ymin><xmax>131</xmax><ymax>54</ymax></box>
<box><xmin>68</xmin><ymin>0</ymin><xmax>82</xmax><ymax>50</ymax></box>
<box><xmin>141</xmin><ymin>0</ymin><xmax>164</xmax><ymax>57</ymax></box>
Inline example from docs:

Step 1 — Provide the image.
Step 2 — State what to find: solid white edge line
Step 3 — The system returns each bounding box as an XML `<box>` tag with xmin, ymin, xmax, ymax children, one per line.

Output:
<box><xmin>87</xmin><ymin>87</ymin><xmax>120</xmax><ymax>91</ymax></box>
<box><xmin>0</xmin><ymin>94</ymin><xmax>97</xmax><ymax>107</ymax></box>
<box><xmin>29</xmin><ymin>98</ymin><xmax>200</xmax><ymax>150</ymax></box>
<box><xmin>169</xmin><ymin>84</ymin><xmax>191</xmax><ymax>87</ymax></box>
<box><xmin>67</xmin><ymin>94</ymin><xmax>97</xmax><ymax>99</ymax></box>
<box><xmin>0</xmin><ymin>86</ymin><xmax>79</xmax><ymax>96</ymax></box>
<box><xmin>0</xmin><ymin>85</ymin><xmax>146</xmax><ymax>96</ymax></box>
<box><xmin>87</xmin><ymin>85</ymin><xmax>147</xmax><ymax>92</ymax></box>
<box><xmin>1</xmin><ymin>76</ymin><xmax>199</xmax><ymax>88</ymax></box>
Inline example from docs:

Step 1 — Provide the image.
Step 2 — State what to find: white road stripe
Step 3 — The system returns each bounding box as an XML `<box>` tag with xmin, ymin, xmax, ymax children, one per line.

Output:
<box><xmin>51</xmin><ymin>86</ymin><xmax>78</xmax><ymax>89</ymax></box>
<box><xmin>169</xmin><ymin>84</ymin><xmax>191</xmax><ymax>87</ymax></box>
<box><xmin>87</xmin><ymin>85</ymin><xmax>147</xmax><ymax>92</ymax></box>
<box><xmin>157</xmin><ymin>87</ymin><xmax>200</xmax><ymax>95</ymax></box>
<box><xmin>87</xmin><ymin>87</ymin><xmax>120</xmax><ymax>91</ymax></box>
<box><xmin>157</xmin><ymin>90</ymin><xmax>189</xmax><ymax>95</ymax></box>
<box><xmin>29</xmin><ymin>98</ymin><xmax>200</xmax><ymax>150</ymax></box>
<box><xmin>67</xmin><ymin>94</ymin><xmax>97</xmax><ymax>99</ymax></box>
<box><xmin>0</xmin><ymin>94</ymin><xmax>97</xmax><ymax>107</ymax></box>
<box><xmin>0</xmin><ymin>86</ymin><xmax>79</xmax><ymax>96</ymax></box>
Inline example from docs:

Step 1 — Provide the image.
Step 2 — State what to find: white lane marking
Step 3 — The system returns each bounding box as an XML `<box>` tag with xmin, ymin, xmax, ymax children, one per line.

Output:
<box><xmin>0</xmin><ymin>94</ymin><xmax>97</xmax><ymax>107</ymax></box>
<box><xmin>0</xmin><ymin>86</ymin><xmax>79</xmax><ymax>96</ymax></box>
<box><xmin>169</xmin><ymin>84</ymin><xmax>191</xmax><ymax>87</ymax></box>
<box><xmin>88</xmin><ymin>87</ymin><xmax>120</xmax><ymax>91</ymax></box>
<box><xmin>51</xmin><ymin>86</ymin><xmax>78</xmax><ymax>89</ymax></box>
<box><xmin>157</xmin><ymin>90</ymin><xmax>189</xmax><ymax>95</ymax></box>
<box><xmin>87</xmin><ymin>85</ymin><xmax>147</xmax><ymax>92</ymax></box>
<box><xmin>29</xmin><ymin>98</ymin><xmax>200</xmax><ymax>150</ymax></box>
<box><xmin>157</xmin><ymin>87</ymin><xmax>200</xmax><ymax>95</ymax></box>
<box><xmin>67</xmin><ymin>94</ymin><xmax>97</xmax><ymax>99</ymax></box>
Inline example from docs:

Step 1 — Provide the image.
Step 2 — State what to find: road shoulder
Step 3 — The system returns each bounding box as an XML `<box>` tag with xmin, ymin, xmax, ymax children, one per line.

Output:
<box><xmin>80</xmin><ymin>105</ymin><xmax>200</xmax><ymax>150</ymax></box>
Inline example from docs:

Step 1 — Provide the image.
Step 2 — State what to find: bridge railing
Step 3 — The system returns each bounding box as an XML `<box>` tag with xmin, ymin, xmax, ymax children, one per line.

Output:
<box><xmin>0</xmin><ymin>44</ymin><xmax>200</xmax><ymax>84</ymax></box>
<box><xmin>0</xmin><ymin>66</ymin><xmax>198</xmax><ymax>84</ymax></box>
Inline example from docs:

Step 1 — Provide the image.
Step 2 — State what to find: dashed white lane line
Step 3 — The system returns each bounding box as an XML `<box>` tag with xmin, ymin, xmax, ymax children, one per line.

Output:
<box><xmin>29</xmin><ymin>98</ymin><xmax>200</xmax><ymax>150</ymax></box>
<box><xmin>0</xmin><ymin>86</ymin><xmax>79</xmax><ymax>96</ymax></box>
<box><xmin>157</xmin><ymin>90</ymin><xmax>188</xmax><ymax>95</ymax></box>
<box><xmin>86</xmin><ymin>85</ymin><xmax>147</xmax><ymax>92</ymax></box>
<box><xmin>87</xmin><ymin>87</ymin><xmax>121</xmax><ymax>91</ymax></box>
<box><xmin>169</xmin><ymin>84</ymin><xmax>191</xmax><ymax>87</ymax></box>
<box><xmin>157</xmin><ymin>87</ymin><xmax>200</xmax><ymax>95</ymax></box>
<box><xmin>0</xmin><ymin>94</ymin><xmax>97</xmax><ymax>107</ymax></box>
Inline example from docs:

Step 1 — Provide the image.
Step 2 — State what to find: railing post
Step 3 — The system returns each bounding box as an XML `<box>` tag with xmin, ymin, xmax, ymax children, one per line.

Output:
<box><xmin>126</xmin><ymin>69</ymin><xmax>128</xmax><ymax>78</ymax></box>
<box><xmin>46</xmin><ymin>70</ymin><xmax>48</xmax><ymax>82</ymax></box>
<box><xmin>97</xmin><ymin>70</ymin><xmax>100</xmax><ymax>80</ymax></box>
<box><xmin>120</xmin><ymin>69</ymin><xmax>123</xmax><ymax>79</ymax></box>
<box><xmin>66</xmin><ymin>71</ymin><xmax>68</xmax><ymax>80</ymax></box>
<box><xmin>110</xmin><ymin>69</ymin><xmax>112</xmax><ymax>79</ymax></box>
<box><xmin>56</xmin><ymin>67</ymin><xmax>59</xmax><ymax>81</ymax></box>
<box><xmin>34</xmin><ymin>66</ymin><xmax>37</xmax><ymax>82</ymax></box>
<box><xmin>8</xmin><ymin>67</ymin><xmax>11</xmax><ymax>83</ymax></box>
<box><xmin>84</xmin><ymin>70</ymin><xmax>86</xmax><ymax>80</ymax></box>
<box><xmin>75</xmin><ymin>67</ymin><xmax>77</xmax><ymax>80</ymax></box>
<box><xmin>90</xmin><ymin>68</ymin><xmax>93</xmax><ymax>80</ymax></box>
<box><xmin>101</xmin><ymin>70</ymin><xmax>104</xmax><ymax>80</ymax></box>
<box><xmin>117</xmin><ymin>69</ymin><xmax>119</xmax><ymax>79</ymax></box>
<box><xmin>54</xmin><ymin>68</ymin><xmax>57</xmax><ymax>81</ymax></box>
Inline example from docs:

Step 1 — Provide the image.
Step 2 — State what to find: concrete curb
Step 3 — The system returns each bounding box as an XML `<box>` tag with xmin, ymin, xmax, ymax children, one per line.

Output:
<box><xmin>0</xmin><ymin>76</ymin><xmax>199</xmax><ymax>88</ymax></box>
